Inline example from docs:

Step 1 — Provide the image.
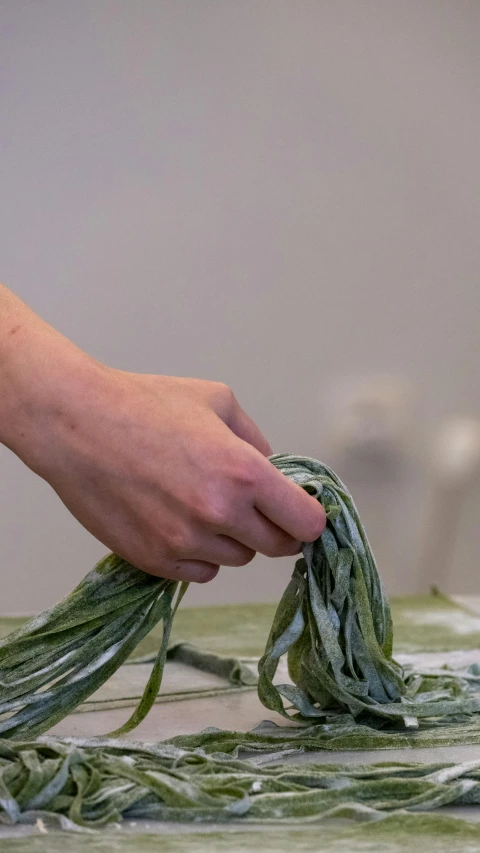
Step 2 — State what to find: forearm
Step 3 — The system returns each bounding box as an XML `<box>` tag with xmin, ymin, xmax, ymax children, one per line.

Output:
<box><xmin>0</xmin><ymin>284</ymin><xmax>100</xmax><ymax>471</ymax></box>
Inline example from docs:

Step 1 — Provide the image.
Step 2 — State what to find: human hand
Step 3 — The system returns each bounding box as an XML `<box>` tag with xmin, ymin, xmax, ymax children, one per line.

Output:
<box><xmin>0</xmin><ymin>288</ymin><xmax>326</xmax><ymax>584</ymax></box>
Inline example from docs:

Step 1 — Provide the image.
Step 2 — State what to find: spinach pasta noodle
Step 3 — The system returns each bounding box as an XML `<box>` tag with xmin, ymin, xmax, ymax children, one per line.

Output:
<box><xmin>0</xmin><ymin>454</ymin><xmax>479</xmax><ymax>740</ymax></box>
<box><xmin>258</xmin><ymin>454</ymin><xmax>406</xmax><ymax>721</ymax></box>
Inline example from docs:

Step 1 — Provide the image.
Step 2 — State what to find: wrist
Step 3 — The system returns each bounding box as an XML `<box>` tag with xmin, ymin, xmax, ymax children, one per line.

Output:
<box><xmin>0</xmin><ymin>296</ymin><xmax>104</xmax><ymax>475</ymax></box>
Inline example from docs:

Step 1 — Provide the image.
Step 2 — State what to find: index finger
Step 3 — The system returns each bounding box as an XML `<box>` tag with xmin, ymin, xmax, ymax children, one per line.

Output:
<box><xmin>253</xmin><ymin>457</ymin><xmax>326</xmax><ymax>542</ymax></box>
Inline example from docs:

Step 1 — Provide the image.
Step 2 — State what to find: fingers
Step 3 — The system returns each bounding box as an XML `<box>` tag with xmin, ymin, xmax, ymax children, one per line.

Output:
<box><xmin>174</xmin><ymin>560</ymin><xmax>220</xmax><ymax>583</ymax></box>
<box><xmin>213</xmin><ymin>515</ymin><xmax>302</xmax><ymax>559</ymax></box>
<box><xmin>253</xmin><ymin>458</ymin><xmax>327</xmax><ymax>542</ymax></box>
<box><xmin>182</xmin><ymin>533</ymin><xmax>258</xmax><ymax>567</ymax></box>
<box><xmin>183</xmin><ymin>522</ymin><xmax>302</xmax><ymax>565</ymax></box>
<box><xmin>135</xmin><ymin>524</ymin><xmax>299</xmax><ymax>581</ymax></box>
<box><xmin>216</xmin><ymin>392</ymin><xmax>324</xmax><ymax>541</ymax></box>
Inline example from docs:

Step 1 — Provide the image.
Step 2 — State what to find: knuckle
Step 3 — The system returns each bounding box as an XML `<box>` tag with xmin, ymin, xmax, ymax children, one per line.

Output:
<box><xmin>201</xmin><ymin>497</ymin><xmax>231</xmax><ymax>529</ymax></box>
<box><xmin>194</xmin><ymin>456</ymin><xmax>259</xmax><ymax>531</ymax></box>
<box><xmin>209</xmin><ymin>381</ymin><xmax>235</xmax><ymax>414</ymax></box>
<box><xmin>163</xmin><ymin>525</ymin><xmax>193</xmax><ymax>557</ymax></box>
<box><xmin>232</xmin><ymin>457</ymin><xmax>258</xmax><ymax>490</ymax></box>
<box><xmin>214</xmin><ymin>381</ymin><xmax>235</xmax><ymax>404</ymax></box>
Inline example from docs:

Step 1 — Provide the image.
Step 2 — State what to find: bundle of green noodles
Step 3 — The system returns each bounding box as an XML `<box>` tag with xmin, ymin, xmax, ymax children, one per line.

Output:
<box><xmin>0</xmin><ymin>557</ymin><xmax>187</xmax><ymax>739</ymax></box>
<box><xmin>258</xmin><ymin>455</ymin><xmax>480</xmax><ymax>724</ymax></box>
<box><xmin>2</xmin><ymin>736</ymin><xmax>480</xmax><ymax>829</ymax></box>
<box><xmin>0</xmin><ymin>453</ymin><xmax>479</xmax><ymax>741</ymax></box>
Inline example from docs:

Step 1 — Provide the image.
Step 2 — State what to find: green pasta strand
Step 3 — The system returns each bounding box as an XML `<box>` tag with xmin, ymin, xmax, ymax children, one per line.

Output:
<box><xmin>1</xmin><ymin>737</ymin><xmax>480</xmax><ymax>830</ymax></box>
<box><xmin>258</xmin><ymin>455</ymin><xmax>480</xmax><ymax>724</ymax></box>
<box><xmin>1</xmin><ymin>453</ymin><xmax>480</xmax><ymax>741</ymax></box>
<box><xmin>0</xmin><ymin>556</ymin><xmax>187</xmax><ymax>739</ymax></box>
<box><xmin>1</xmin><ymin>454</ymin><xmax>480</xmax><ymax>831</ymax></box>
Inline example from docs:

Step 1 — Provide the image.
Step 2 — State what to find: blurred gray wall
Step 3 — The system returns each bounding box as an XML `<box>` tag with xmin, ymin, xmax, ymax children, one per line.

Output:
<box><xmin>1</xmin><ymin>0</ymin><xmax>479</xmax><ymax>612</ymax></box>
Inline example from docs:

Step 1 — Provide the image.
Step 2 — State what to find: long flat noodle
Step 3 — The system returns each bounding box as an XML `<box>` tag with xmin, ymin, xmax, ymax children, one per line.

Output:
<box><xmin>0</xmin><ymin>555</ymin><xmax>182</xmax><ymax>739</ymax></box>
<box><xmin>167</xmin><ymin>715</ymin><xmax>480</xmax><ymax>754</ymax></box>
<box><xmin>259</xmin><ymin>454</ymin><xmax>480</xmax><ymax>723</ymax></box>
<box><xmin>1</xmin><ymin>453</ymin><xmax>480</xmax><ymax>740</ymax></box>
<box><xmin>1</xmin><ymin>737</ymin><xmax>480</xmax><ymax>829</ymax></box>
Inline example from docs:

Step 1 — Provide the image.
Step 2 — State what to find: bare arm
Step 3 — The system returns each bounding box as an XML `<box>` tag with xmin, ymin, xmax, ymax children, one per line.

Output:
<box><xmin>0</xmin><ymin>283</ymin><xmax>326</xmax><ymax>583</ymax></box>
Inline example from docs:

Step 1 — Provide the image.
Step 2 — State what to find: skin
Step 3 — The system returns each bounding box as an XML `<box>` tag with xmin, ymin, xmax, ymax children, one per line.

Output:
<box><xmin>0</xmin><ymin>283</ymin><xmax>326</xmax><ymax>584</ymax></box>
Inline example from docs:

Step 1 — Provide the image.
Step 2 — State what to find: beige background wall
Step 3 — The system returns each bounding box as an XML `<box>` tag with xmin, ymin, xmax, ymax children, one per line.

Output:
<box><xmin>1</xmin><ymin>0</ymin><xmax>479</xmax><ymax>612</ymax></box>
